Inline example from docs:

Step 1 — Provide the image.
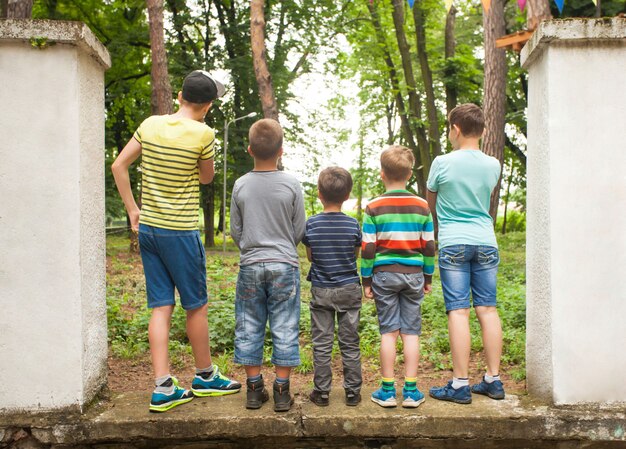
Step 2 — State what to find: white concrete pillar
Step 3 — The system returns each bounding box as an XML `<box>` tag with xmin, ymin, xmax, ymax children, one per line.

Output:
<box><xmin>522</xmin><ymin>18</ymin><xmax>626</xmax><ymax>405</ymax></box>
<box><xmin>0</xmin><ymin>20</ymin><xmax>111</xmax><ymax>410</ymax></box>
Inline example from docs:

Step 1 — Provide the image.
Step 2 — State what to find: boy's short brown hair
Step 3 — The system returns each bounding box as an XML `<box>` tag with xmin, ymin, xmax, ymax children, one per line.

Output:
<box><xmin>248</xmin><ymin>118</ymin><xmax>283</xmax><ymax>160</ymax></box>
<box><xmin>380</xmin><ymin>145</ymin><xmax>415</xmax><ymax>182</ymax></box>
<box><xmin>448</xmin><ymin>103</ymin><xmax>485</xmax><ymax>138</ymax></box>
<box><xmin>318</xmin><ymin>167</ymin><xmax>353</xmax><ymax>204</ymax></box>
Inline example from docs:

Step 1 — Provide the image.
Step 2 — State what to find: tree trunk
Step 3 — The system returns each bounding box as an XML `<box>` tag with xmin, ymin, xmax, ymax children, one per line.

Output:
<box><xmin>482</xmin><ymin>0</ymin><xmax>507</xmax><ymax>221</ymax></box>
<box><xmin>356</xmin><ymin>136</ymin><xmax>364</xmax><ymax>224</ymax></box>
<box><xmin>250</xmin><ymin>0</ymin><xmax>279</xmax><ymax>121</ymax></box>
<box><xmin>412</xmin><ymin>0</ymin><xmax>442</xmax><ymax>157</ymax></box>
<box><xmin>202</xmin><ymin>183</ymin><xmax>215</xmax><ymax>247</ymax></box>
<box><xmin>368</xmin><ymin>0</ymin><xmax>425</xmax><ymax>195</ymax></box>
<box><xmin>444</xmin><ymin>5</ymin><xmax>458</xmax><ymax>118</ymax></box>
<box><xmin>147</xmin><ymin>0</ymin><xmax>172</xmax><ymax>115</ymax></box>
<box><xmin>6</xmin><ymin>0</ymin><xmax>32</xmax><ymax>18</ymax></box>
<box><xmin>526</xmin><ymin>0</ymin><xmax>552</xmax><ymax>30</ymax></box>
<box><xmin>390</xmin><ymin>0</ymin><xmax>431</xmax><ymax>186</ymax></box>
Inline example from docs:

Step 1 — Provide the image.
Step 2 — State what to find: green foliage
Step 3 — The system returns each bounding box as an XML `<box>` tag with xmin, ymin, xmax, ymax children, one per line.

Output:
<box><xmin>107</xmin><ymin>230</ymin><xmax>527</xmax><ymax>380</ymax></box>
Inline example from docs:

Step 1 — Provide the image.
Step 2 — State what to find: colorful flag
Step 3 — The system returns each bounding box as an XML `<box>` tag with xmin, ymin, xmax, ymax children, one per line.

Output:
<box><xmin>481</xmin><ymin>0</ymin><xmax>491</xmax><ymax>12</ymax></box>
<box><xmin>517</xmin><ymin>0</ymin><xmax>526</xmax><ymax>11</ymax></box>
<box><xmin>408</xmin><ymin>0</ymin><xmax>415</xmax><ymax>8</ymax></box>
<box><xmin>554</xmin><ymin>0</ymin><xmax>564</xmax><ymax>13</ymax></box>
<box><xmin>445</xmin><ymin>0</ymin><xmax>454</xmax><ymax>12</ymax></box>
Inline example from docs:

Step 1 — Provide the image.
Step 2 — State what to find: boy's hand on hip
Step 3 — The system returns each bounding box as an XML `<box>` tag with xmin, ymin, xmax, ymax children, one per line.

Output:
<box><xmin>364</xmin><ymin>286</ymin><xmax>374</xmax><ymax>299</ymax></box>
<box><xmin>424</xmin><ymin>283</ymin><xmax>432</xmax><ymax>294</ymax></box>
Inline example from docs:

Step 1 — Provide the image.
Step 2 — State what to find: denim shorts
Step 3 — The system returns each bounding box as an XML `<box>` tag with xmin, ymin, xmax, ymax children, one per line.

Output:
<box><xmin>371</xmin><ymin>272</ymin><xmax>424</xmax><ymax>335</ymax></box>
<box><xmin>234</xmin><ymin>262</ymin><xmax>301</xmax><ymax>367</ymax></box>
<box><xmin>138</xmin><ymin>224</ymin><xmax>208</xmax><ymax>310</ymax></box>
<box><xmin>438</xmin><ymin>244</ymin><xmax>499</xmax><ymax>312</ymax></box>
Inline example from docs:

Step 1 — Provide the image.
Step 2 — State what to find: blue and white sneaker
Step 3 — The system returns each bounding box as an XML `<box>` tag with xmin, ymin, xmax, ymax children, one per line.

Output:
<box><xmin>402</xmin><ymin>387</ymin><xmax>425</xmax><ymax>408</ymax></box>
<box><xmin>371</xmin><ymin>386</ymin><xmax>397</xmax><ymax>408</ymax></box>
<box><xmin>429</xmin><ymin>381</ymin><xmax>472</xmax><ymax>404</ymax></box>
<box><xmin>471</xmin><ymin>377</ymin><xmax>505</xmax><ymax>400</ymax></box>
<box><xmin>191</xmin><ymin>365</ymin><xmax>242</xmax><ymax>397</ymax></box>
<box><xmin>149</xmin><ymin>377</ymin><xmax>194</xmax><ymax>413</ymax></box>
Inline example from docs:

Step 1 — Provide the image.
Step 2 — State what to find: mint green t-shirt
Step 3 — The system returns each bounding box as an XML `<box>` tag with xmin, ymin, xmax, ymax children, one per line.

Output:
<box><xmin>426</xmin><ymin>150</ymin><xmax>501</xmax><ymax>249</ymax></box>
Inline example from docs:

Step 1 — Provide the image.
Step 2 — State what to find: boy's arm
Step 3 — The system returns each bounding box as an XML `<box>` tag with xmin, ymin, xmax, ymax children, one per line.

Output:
<box><xmin>361</xmin><ymin>209</ymin><xmax>376</xmax><ymax>297</ymax></box>
<box><xmin>111</xmin><ymin>137</ymin><xmax>142</xmax><ymax>231</ymax></box>
<box><xmin>422</xmin><ymin>211</ymin><xmax>436</xmax><ymax>294</ymax></box>
<box><xmin>426</xmin><ymin>190</ymin><xmax>438</xmax><ymax>240</ymax></box>
<box><xmin>229</xmin><ymin>184</ymin><xmax>242</xmax><ymax>249</ymax></box>
<box><xmin>306</xmin><ymin>246</ymin><xmax>312</xmax><ymax>262</ymax></box>
<box><xmin>198</xmin><ymin>158</ymin><xmax>215</xmax><ymax>184</ymax></box>
<box><xmin>292</xmin><ymin>183</ymin><xmax>306</xmax><ymax>244</ymax></box>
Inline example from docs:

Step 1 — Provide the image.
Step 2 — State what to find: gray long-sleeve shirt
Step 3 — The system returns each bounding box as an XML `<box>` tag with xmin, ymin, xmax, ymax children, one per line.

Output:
<box><xmin>230</xmin><ymin>170</ymin><xmax>306</xmax><ymax>266</ymax></box>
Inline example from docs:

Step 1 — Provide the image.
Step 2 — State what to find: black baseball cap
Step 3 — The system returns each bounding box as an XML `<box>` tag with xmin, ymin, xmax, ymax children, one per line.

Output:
<box><xmin>182</xmin><ymin>70</ymin><xmax>226</xmax><ymax>104</ymax></box>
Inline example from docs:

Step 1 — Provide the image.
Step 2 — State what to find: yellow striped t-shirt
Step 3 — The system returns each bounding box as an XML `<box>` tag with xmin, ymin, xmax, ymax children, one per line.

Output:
<box><xmin>133</xmin><ymin>115</ymin><xmax>215</xmax><ymax>230</ymax></box>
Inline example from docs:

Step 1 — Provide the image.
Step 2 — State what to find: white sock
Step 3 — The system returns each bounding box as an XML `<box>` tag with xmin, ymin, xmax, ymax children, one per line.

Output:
<box><xmin>484</xmin><ymin>373</ymin><xmax>500</xmax><ymax>384</ymax></box>
<box><xmin>452</xmin><ymin>377</ymin><xmax>469</xmax><ymax>389</ymax></box>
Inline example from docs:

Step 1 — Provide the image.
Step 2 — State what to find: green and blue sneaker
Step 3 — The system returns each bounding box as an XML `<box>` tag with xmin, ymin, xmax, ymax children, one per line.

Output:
<box><xmin>149</xmin><ymin>377</ymin><xmax>194</xmax><ymax>413</ymax></box>
<box><xmin>371</xmin><ymin>385</ymin><xmax>397</xmax><ymax>408</ymax></box>
<box><xmin>402</xmin><ymin>386</ymin><xmax>425</xmax><ymax>408</ymax></box>
<box><xmin>191</xmin><ymin>365</ymin><xmax>242</xmax><ymax>397</ymax></box>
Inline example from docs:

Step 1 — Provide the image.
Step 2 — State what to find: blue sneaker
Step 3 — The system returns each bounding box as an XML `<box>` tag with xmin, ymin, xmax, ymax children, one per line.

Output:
<box><xmin>371</xmin><ymin>386</ymin><xmax>397</xmax><ymax>408</ymax></box>
<box><xmin>191</xmin><ymin>365</ymin><xmax>242</xmax><ymax>397</ymax></box>
<box><xmin>149</xmin><ymin>377</ymin><xmax>194</xmax><ymax>413</ymax></box>
<box><xmin>402</xmin><ymin>387</ymin><xmax>425</xmax><ymax>408</ymax></box>
<box><xmin>429</xmin><ymin>381</ymin><xmax>472</xmax><ymax>404</ymax></box>
<box><xmin>471</xmin><ymin>377</ymin><xmax>505</xmax><ymax>400</ymax></box>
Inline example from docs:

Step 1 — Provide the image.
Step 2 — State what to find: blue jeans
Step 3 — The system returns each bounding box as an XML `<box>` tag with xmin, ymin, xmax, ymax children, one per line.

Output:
<box><xmin>138</xmin><ymin>224</ymin><xmax>207</xmax><ymax>310</ymax></box>
<box><xmin>438</xmin><ymin>244</ymin><xmax>499</xmax><ymax>312</ymax></box>
<box><xmin>234</xmin><ymin>262</ymin><xmax>301</xmax><ymax>367</ymax></box>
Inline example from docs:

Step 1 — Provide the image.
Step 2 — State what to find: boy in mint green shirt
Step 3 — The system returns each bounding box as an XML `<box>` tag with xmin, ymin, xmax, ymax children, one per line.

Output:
<box><xmin>426</xmin><ymin>104</ymin><xmax>505</xmax><ymax>404</ymax></box>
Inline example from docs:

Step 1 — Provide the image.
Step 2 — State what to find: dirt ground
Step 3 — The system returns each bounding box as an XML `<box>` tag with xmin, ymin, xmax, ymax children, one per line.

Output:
<box><xmin>108</xmin><ymin>353</ymin><xmax>526</xmax><ymax>397</ymax></box>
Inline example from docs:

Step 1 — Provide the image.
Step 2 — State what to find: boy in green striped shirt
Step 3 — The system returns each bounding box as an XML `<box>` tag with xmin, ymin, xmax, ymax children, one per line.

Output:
<box><xmin>112</xmin><ymin>70</ymin><xmax>241</xmax><ymax>412</ymax></box>
<box><xmin>362</xmin><ymin>145</ymin><xmax>435</xmax><ymax>408</ymax></box>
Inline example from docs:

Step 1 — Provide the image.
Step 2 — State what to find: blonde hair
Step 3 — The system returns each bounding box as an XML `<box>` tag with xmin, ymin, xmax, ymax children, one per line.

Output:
<box><xmin>380</xmin><ymin>145</ymin><xmax>415</xmax><ymax>182</ymax></box>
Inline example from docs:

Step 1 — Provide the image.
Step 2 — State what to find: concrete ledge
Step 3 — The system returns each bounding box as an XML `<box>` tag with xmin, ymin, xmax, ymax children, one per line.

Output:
<box><xmin>1</xmin><ymin>389</ymin><xmax>624</xmax><ymax>447</ymax></box>
<box><xmin>0</xmin><ymin>19</ymin><xmax>111</xmax><ymax>68</ymax></box>
<box><xmin>521</xmin><ymin>17</ymin><xmax>626</xmax><ymax>69</ymax></box>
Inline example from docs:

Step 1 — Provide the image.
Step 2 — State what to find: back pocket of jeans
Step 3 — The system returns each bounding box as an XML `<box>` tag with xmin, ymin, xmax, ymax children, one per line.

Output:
<box><xmin>439</xmin><ymin>246</ymin><xmax>465</xmax><ymax>266</ymax></box>
<box><xmin>477</xmin><ymin>247</ymin><xmax>499</xmax><ymax>267</ymax></box>
<box><xmin>271</xmin><ymin>267</ymin><xmax>297</xmax><ymax>301</ymax></box>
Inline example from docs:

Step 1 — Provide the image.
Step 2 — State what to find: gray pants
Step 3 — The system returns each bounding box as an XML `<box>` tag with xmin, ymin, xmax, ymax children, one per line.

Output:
<box><xmin>310</xmin><ymin>283</ymin><xmax>362</xmax><ymax>393</ymax></box>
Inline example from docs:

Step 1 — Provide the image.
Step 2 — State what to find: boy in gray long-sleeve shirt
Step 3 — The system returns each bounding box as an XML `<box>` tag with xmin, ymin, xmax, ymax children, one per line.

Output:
<box><xmin>230</xmin><ymin>119</ymin><xmax>306</xmax><ymax>412</ymax></box>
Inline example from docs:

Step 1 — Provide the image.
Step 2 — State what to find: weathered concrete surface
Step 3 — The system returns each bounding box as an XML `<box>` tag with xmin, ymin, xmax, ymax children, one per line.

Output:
<box><xmin>521</xmin><ymin>17</ymin><xmax>626</xmax><ymax>405</ymax></box>
<box><xmin>0</xmin><ymin>389</ymin><xmax>624</xmax><ymax>448</ymax></box>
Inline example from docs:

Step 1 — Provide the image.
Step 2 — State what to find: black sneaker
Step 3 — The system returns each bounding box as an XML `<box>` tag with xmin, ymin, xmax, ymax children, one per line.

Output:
<box><xmin>345</xmin><ymin>390</ymin><xmax>361</xmax><ymax>406</ymax></box>
<box><xmin>309</xmin><ymin>390</ymin><xmax>330</xmax><ymax>407</ymax></box>
<box><xmin>273</xmin><ymin>380</ymin><xmax>294</xmax><ymax>412</ymax></box>
<box><xmin>246</xmin><ymin>375</ymin><xmax>269</xmax><ymax>410</ymax></box>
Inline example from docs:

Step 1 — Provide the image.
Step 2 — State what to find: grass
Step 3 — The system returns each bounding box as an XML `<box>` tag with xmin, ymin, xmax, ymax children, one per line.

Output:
<box><xmin>106</xmin><ymin>231</ymin><xmax>527</xmax><ymax>380</ymax></box>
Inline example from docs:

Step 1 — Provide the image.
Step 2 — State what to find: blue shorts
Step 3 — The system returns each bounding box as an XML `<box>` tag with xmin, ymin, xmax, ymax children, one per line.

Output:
<box><xmin>138</xmin><ymin>224</ymin><xmax>208</xmax><ymax>310</ymax></box>
<box><xmin>371</xmin><ymin>272</ymin><xmax>424</xmax><ymax>335</ymax></box>
<box><xmin>438</xmin><ymin>244</ymin><xmax>499</xmax><ymax>312</ymax></box>
<box><xmin>234</xmin><ymin>262</ymin><xmax>301</xmax><ymax>367</ymax></box>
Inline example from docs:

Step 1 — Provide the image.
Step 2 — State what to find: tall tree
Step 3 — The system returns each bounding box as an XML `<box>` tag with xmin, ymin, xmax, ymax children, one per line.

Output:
<box><xmin>526</xmin><ymin>0</ymin><xmax>552</xmax><ymax>30</ymax></box>
<box><xmin>482</xmin><ymin>0</ymin><xmax>507</xmax><ymax>220</ymax></box>
<box><xmin>444</xmin><ymin>5</ymin><xmax>458</xmax><ymax>118</ymax></box>
<box><xmin>147</xmin><ymin>0</ymin><xmax>172</xmax><ymax>115</ymax></box>
<box><xmin>412</xmin><ymin>0</ymin><xmax>442</xmax><ymax>157</ymax></box>
<box><xmin>5</xmin><ymin>0</ymin><xmax>33</xmax><ymax>17</ymax></box>
<box><xmin>250</xmin><ymin>0</ymin><xmax>279</xmax><ymax>121</ymax></box>
<box><xmin>390</xmin><ymin>0</ymin><xmax>430</xmax><ymax>192</ymax></box>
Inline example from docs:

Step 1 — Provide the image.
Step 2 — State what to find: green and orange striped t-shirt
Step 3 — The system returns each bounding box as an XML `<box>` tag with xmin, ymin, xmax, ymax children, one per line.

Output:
<box><xmin>361</xmin><ymin>190</ymin><xmax>435</xmax><ymax>287</ymax></box>
<box><xmin>133</xmin><ymin>115</ymin><xmax>215</xmax><ymax>231</ymax></box>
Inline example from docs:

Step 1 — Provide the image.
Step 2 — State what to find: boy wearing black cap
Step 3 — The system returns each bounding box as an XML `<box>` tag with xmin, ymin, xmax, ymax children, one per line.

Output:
<box><xmin>112</xmin><ymin>70</ymin><xmax>241</xmax><ymax>413</ymax></box>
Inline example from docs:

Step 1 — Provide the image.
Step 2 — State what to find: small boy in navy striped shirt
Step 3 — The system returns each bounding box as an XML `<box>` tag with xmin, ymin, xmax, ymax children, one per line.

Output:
<box><xmin>302</xmin><ymin>167</ymin><xmax>363</xmax><ymax>407</ymax></box>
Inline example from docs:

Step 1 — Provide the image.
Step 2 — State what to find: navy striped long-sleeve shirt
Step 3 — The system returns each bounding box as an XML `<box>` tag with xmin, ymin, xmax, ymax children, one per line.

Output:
<box><xmin>302</xmin><ymin>212</ymin><xmax>362</xmax><ymax>288</ymax></box>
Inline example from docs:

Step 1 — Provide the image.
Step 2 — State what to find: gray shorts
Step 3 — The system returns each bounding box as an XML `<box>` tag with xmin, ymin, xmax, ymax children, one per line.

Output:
<box><xmin>371</xmin><ymin>271</ymin><xmax>424</xmax><ymax>335</ymax></box>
